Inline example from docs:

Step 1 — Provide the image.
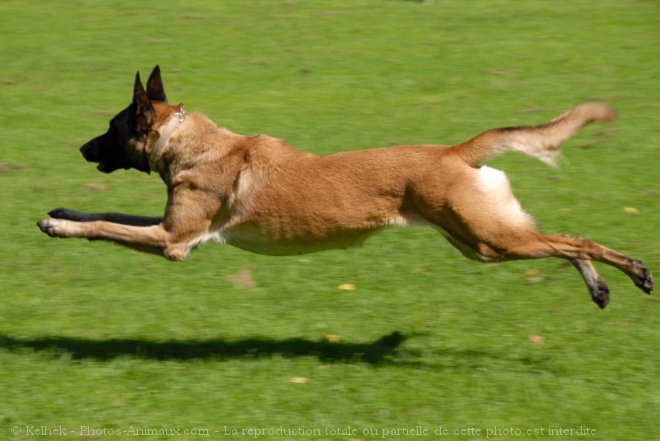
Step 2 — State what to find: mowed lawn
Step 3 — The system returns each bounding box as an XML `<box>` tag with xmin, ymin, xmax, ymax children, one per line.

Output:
<box><xmin>1</xmin><ymin>1</ymin><xmax>659</xmax><ymax>440</ymax></box>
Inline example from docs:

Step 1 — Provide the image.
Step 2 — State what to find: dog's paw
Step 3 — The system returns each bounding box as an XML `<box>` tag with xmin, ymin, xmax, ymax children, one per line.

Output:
<box><xmin>48</xmin><ymin>208</ymin><xmax>86</xmax><ymax>221</ymax></box>
<box><xmin>631</xmin><ymin>260</ymin><xmax>654</xmax><ymax>294</ymax></box>
<box><xmin>590</xmin><ymin>278</ymin><xmax>610</xmax><ymax>309</ymax></box>
<box><xmin>37</xmin><ymin>218</ymin><xmax>82</xmax><ymax>238</ymax></box>
<box><xmin>37</xmin><ymin>218</ymin><xmax>63</xmax><ymax>237</ymax></box>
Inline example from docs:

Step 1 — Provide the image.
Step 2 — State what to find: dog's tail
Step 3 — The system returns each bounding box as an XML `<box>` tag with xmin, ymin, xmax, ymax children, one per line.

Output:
<box><xmin>451</xmin><ymin>103</ymin><xmax>616</xmax><ymax>167</ymax></box>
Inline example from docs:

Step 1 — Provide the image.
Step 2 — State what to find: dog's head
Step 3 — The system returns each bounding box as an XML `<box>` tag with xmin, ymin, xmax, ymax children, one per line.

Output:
<box><xmin>80</xmin><ymin>65</ymin><xmax>170</xmax><ymax>174</ymax></box>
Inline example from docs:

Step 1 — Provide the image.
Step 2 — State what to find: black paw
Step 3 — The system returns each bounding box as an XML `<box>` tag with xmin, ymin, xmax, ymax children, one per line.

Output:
<box><xmin>632</xmin><ymin>261</ymin><xmax>654</xmax><ymax>294</ymax></box>
<box><xmin>48</xmin><ymin>208</ymin><xmax>87</xmax><ymax>222</ymax></box>
<box><xmin>591</xmin><ymin>278</ymin><xmax>610</xmax><ymax>310</ymax></box>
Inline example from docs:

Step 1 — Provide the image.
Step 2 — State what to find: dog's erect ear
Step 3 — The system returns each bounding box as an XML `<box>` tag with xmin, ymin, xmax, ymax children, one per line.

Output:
<box><xmin>133</xmin><ymin>71</ymin><xmax>154</xmax><ymax>133</ymax></box>
<box><xmin>146</xmin><ymin>65</ymin><xmax>167</xmax><ymax>102</ymax></box>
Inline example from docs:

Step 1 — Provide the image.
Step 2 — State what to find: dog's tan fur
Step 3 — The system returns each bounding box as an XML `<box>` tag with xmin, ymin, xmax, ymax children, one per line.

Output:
<box><xmin>38</xmin><ymin>69</ymin><xmax>654</xmax><ymax>308</ymax></box>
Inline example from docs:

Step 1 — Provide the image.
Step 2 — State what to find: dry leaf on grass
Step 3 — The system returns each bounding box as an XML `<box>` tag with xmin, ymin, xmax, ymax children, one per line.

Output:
<box><xmin>0</xmin><ymin>163</ymin><xmax>23</xmax><ymax>173</ymax></box>
<box><xmin>326</xmin><ymin>334</ymin><xmax>342</xmax><ymax>343</ymax></box>
<box><xmin>338</xmin><ymin>283</ymin><xmax>356</xmax><ymax>291</ymax></box>
<box><xmin>525</xmin><ymin>268</ymin><xmax>545</xmax><ymax>283</ymax></box>
<box><xmin>83</xmin><ymin>183</ymin><xmax>109</xmax><ymax>192</ymax></box>
<box><xmin>529</xmin><ymin>335</ymin><xmax>545</xmax><ymax>345</ymax></box>
<box><xmin>289</xmin><ymin>377</ymin><xmax>309</xmax><ymax>384</ymax></box>
<box><xmin>227</xmin><ymin>268</ymin><xmax>257</xmax><ymax>288</ymax></box>
<box><xmin>623</xmin><ymin>207</ymin><xmax>639</xmax><ymax>215</ymax></box>
<box><xmin>527</xmin><ymin>276</ymin><xmax>545</xmax><ymax>283</ymax></box>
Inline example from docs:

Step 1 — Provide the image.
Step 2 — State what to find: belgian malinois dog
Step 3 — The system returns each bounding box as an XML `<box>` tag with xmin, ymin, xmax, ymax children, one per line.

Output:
<box><xmin>38</xmin><ymin>66</ymin><xmax>653</xmax><ymax>308</ymax></box>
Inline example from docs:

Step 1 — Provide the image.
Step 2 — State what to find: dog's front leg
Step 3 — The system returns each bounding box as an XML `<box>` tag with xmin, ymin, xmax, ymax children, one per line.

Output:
<box><xmin>37</xmin><ymin>218</ymin><xmax>176</xmax><ymax>257</ymax></box>
<box><xmin>48</xmin><ymin>208</ymin><xmax>164</xmax><ymax>227</ymax></box>
<box><xmin>38</xmin><ymin>185</ymin><xmax>219</xmax><ymax>261</ymax></box>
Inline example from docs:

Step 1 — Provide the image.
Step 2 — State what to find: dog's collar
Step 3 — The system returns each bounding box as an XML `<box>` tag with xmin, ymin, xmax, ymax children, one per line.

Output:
<box><xmin>148</xmin><ymin>105</ymin><xmax>186</xmax><ymax>171</ymax></box>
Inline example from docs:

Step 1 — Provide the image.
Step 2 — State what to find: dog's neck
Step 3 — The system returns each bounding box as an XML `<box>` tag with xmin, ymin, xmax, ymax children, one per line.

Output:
<box><xmin>148</xmin><ymin>106</ymin><xmax>186</xmax><ymax>171</ymax></box>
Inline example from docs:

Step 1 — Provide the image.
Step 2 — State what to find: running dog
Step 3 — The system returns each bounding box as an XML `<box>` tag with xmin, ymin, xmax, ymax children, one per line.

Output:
<box><xmin>38</xmin><ymin>66</ymin><xmax>654</xmax><ymax>308</ymax></box>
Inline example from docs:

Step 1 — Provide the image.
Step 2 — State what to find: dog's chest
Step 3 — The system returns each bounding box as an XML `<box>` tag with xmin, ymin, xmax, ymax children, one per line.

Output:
<box><xmin>190</xmin><ymin>214</ymin><xmax>413</xmax><ymax>256</ymax></box>
<box><xmin>189</xmin><ymin>226</ymin><xmax>335</xmax><ymax>256</ymax></box>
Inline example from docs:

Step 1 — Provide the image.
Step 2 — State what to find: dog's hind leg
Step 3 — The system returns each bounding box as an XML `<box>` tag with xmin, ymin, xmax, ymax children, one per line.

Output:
<box><xmin>413</xmin><ymin>166</ymin><xmax>653</xmax><ymax>307</ymax></box>
<box><xmin>432</xmin><ymin>218</ymin><xmax>652</xmax><ymax>307</ymax></box>
<box><xmin>48</xmin><ymin>208</ymin><xmax>163</xmax><ymax>227</ymax></box>
<box><xmin>501</xmin><ymin>233</ymin><xmax>654</xmax><ymax>297</ymax></box>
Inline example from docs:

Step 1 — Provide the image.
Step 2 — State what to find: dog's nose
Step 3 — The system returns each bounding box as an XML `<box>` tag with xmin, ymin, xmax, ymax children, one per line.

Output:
<box><xmin>80</xmin><ymin>140</ymin><xmax>99</xmax><ymax>162</ymax></box>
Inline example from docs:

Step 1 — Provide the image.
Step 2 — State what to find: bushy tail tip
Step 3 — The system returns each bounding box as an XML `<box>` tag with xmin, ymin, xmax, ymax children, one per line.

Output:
<box><xmin>452</xmin><ymin>103</ymin><xmax>616</xmax><ymax>167</ymax></box>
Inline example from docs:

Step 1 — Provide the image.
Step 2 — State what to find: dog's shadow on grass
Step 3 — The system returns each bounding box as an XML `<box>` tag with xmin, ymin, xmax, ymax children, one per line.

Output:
<box><xmin>0</xmin><ymin>332</ymin><xmax>413</xmax><ymax>365</ymax></box>
<box><xmin>0</xmin><ymin>333</ymin><xmax>555</xmax><ymax>371</ymax></box>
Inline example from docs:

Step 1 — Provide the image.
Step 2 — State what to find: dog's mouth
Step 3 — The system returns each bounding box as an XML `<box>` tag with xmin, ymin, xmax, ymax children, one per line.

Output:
<box><xmin>96</xmin><ymin>163</ymin><xmax>112</xmax><ymax>173</ymax></box>
<box><xmin>80</xmin><ymin>145</ymin><xmax>119</xmax><ymax>173</ymax></box>
<box><xmin>95</xmin><ymin>161</ymin><xmax>124</xmax><ymax>174</ymax></box>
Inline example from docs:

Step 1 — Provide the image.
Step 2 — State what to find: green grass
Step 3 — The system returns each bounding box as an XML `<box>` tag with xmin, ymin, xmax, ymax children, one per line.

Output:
<box><xmin>1</xmin><ymin>1</ymin><xmax>659</xmax><ymax>440</ymax></box>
